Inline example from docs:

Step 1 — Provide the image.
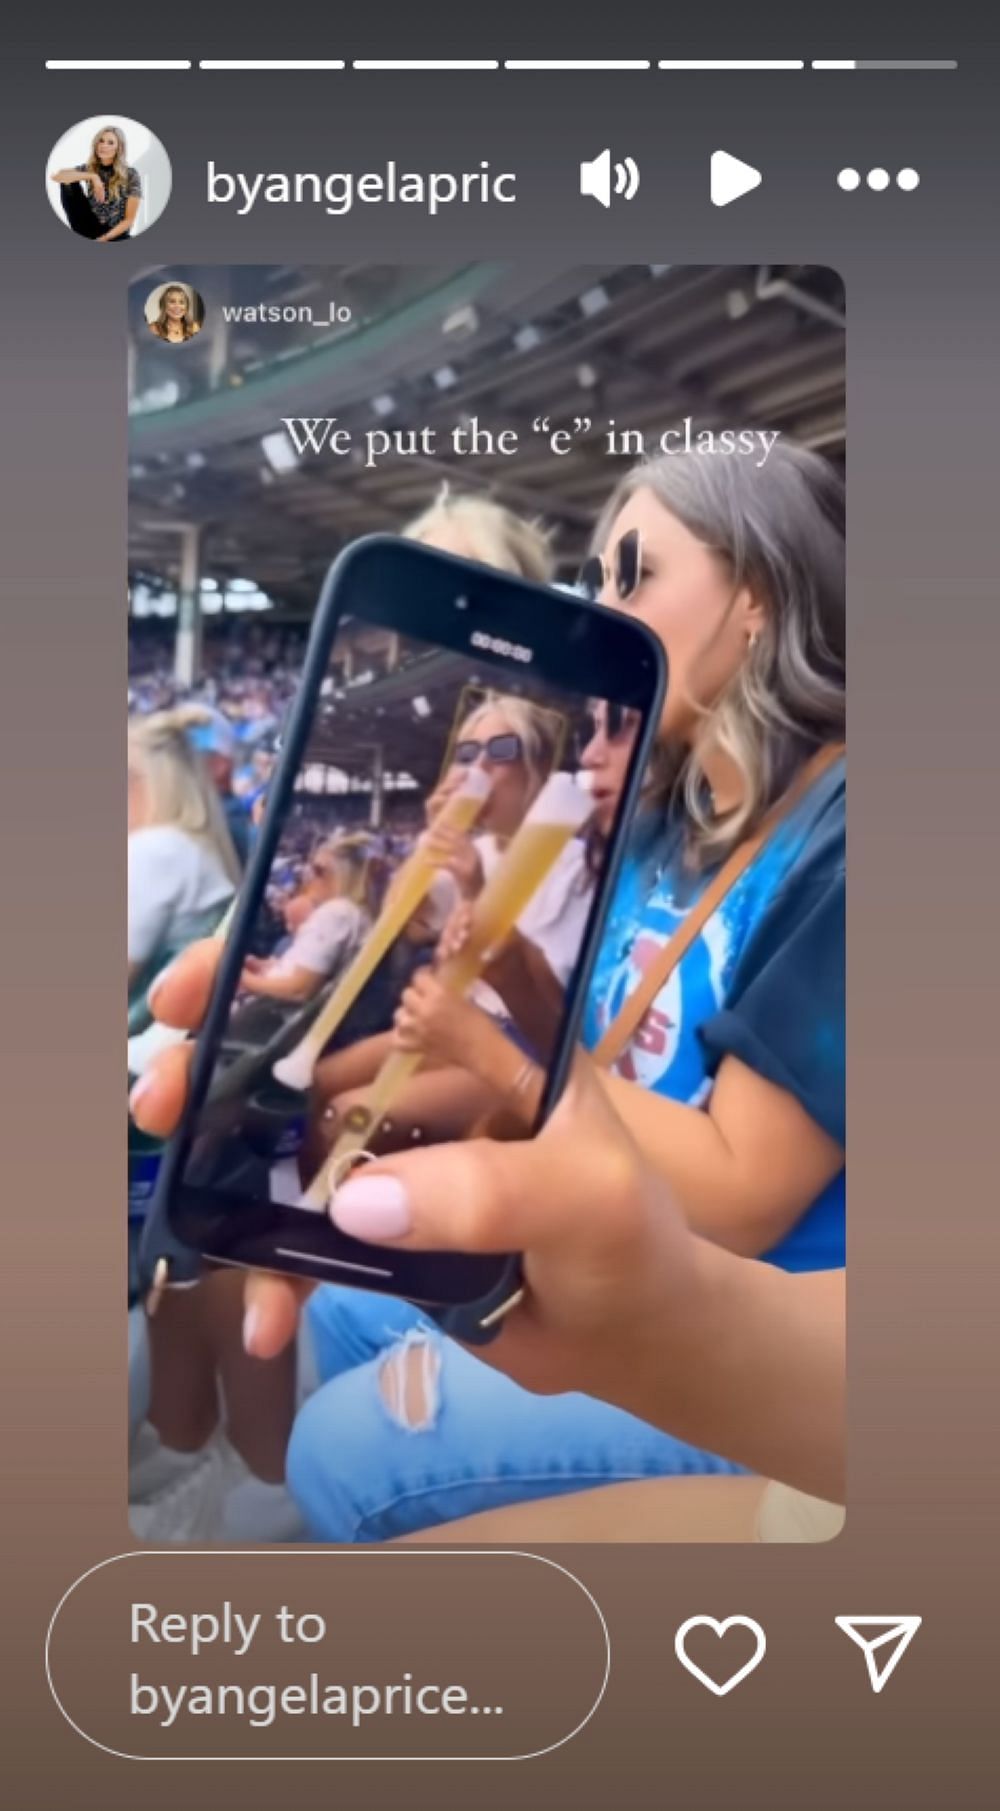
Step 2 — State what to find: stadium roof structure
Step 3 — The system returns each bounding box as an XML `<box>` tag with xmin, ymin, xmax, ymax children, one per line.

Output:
<box><xmin>128</xmin><ymin>263</ymin><xmax>845</xmax><ymax>616</ymax></box>
<box><xmin>306</xmin><ymin>634</ymin><xmax>572</xmax><ymax>792</ymax></box>
<box><xmin>315</xmin><ymin>645</ymin><xmax>471</xmax><ymax>789</ymax></box>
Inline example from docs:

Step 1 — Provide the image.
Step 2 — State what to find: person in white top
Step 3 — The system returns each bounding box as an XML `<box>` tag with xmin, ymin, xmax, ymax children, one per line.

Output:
<box><xmin>240</xmin><ymin>835</ymin><xmax>372</xmax><ymax>1005</ymax></box>
<box><xmin>468</xmin><ymin>830</ymin><xmax>592</xmax><ymax>1017</ymax></box>
<box><xmin>422</xmin><ymin>693</ymin><xmax>594</xmax><ymax>995</ymax></box>
<box><xmin>128</xmin><ymin>710</ymin><xmax>239</xmax><ymax>1001</ymax></box>
<box><xmin>421</xmin><ymin>697</ymin><xmax>641</xmax><ymax>1062</ymax></box>
<box><xmin>129</xmin><ymin>712</ymin><xmax>303</xmax><ymax>1544</ymax></box>
<box><xmin>312</xmin><ymin>695</ymin><xmax>595</xmax><ymax>1157</ymax></box>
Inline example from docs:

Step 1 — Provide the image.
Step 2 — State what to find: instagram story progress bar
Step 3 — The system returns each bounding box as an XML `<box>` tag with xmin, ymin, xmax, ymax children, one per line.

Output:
<box><xmin>811</xmin><ymin>59</ymin><xmax>957</xmax><ymax>69</ymax></box>
<box><xmin>44</xmin><ymin>55</ymin><xmax>958</xmax><ymax>73</ymax></box>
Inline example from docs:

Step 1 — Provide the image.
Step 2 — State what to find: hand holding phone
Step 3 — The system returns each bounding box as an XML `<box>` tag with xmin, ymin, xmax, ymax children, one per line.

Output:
<box><xmin>140</xmin><ymin>537</ymin><xmax>664</xmax><ymax>1333</ymax></box>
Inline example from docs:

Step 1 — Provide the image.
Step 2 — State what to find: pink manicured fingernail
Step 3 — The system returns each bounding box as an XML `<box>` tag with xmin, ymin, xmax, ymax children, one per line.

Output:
<box><xmin>128</xmin><ymin>1072</ymin><xmax>154</xmax><ymax>1113</ymax></box>
<box><xmin>243</xmin><ymin>1304</ymin><xmax>262</xmax><ymax>1355</ymax></box>
<box><xmin>147</xmin><ymin>956</ymin><xmax>182</xmax><ymax>1009</ymax></box>
<box><xmin>330</xmin><ymin>1174</ymin><xmax>412</xmax><ymax>1241</ymax></box>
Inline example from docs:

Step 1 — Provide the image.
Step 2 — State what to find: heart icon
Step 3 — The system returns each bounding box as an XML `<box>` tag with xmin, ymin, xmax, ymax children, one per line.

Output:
<box><xmin>674</xmin><ymin>1616</ymin><xmax>766</xmax><ymax>1696</ymax></box>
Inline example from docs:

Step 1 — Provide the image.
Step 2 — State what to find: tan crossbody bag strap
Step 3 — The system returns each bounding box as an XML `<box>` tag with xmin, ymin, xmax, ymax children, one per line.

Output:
<box><xmin>592</xmin><ymin>743</ymin><xmax>845</xmax><ymax>1071</ymax></box>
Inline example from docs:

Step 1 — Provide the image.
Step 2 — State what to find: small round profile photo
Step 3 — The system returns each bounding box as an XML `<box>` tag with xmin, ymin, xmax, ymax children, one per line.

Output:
<box><xmin>46</xmin><ymin>115</ymin><xmax>171</xmax><ymax>242</ymax></box>
<box><xmin>144</xmin><ymin>282</ymin><xmax>205</xmax><ymax>345</ymax></box>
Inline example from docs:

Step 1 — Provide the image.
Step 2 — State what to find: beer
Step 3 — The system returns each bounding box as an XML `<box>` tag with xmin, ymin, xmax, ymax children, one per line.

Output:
<box><xmin>300</xmin><ymin>771</ymin><xmax>593</xmax><ymax>1201</ymax></box>
<box><xmin>271</xmin><ymin>766</ymin><xmax>492</xmax><ymax>1092</ymax></box>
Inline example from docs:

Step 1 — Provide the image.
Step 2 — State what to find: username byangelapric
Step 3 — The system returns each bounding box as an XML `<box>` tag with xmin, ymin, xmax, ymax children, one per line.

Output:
<box><xmin>208</xmin><ymin>161</ymin><xmax>517</xmax><ymax>219</ymax></box>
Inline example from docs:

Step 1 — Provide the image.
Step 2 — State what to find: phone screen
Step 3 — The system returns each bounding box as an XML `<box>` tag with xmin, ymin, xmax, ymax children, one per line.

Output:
<box><xmin>174</xmin><ymin>601</ymin><xmax>644</xmax><ymax>1260</ymax></box>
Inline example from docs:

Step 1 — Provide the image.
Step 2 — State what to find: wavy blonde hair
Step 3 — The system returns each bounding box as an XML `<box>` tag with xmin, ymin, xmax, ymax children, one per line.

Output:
<box><xmin>88</xmin><ymin>124</ymin><xmax>129</xmax><ymax>201</ymax></box>
<box><xmin>405</xmin><ymin>486</ymin><xmax>554</xmax><ymax>584</ymax></box>
<box><xmin>313</xmin><ymin>831</ymin><xmax>378</xmax><ymax>915</ymax></box>
<box><xmin>128</xmin><ymin>708</ymin><xmax>241</xmax><ymax>884</ymax></box>
<box><xmin>592</xmin><ymin>443</ymin><xmax>845</xmax><ymax>866</ymax></box>
<box><xmin>457</xmin><ymin>693</ymin><xmax>564</xmax><ymax>807</ymax></box>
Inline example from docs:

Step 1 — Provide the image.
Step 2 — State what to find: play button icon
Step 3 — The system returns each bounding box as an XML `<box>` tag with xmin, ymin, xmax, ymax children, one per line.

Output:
<box><xmin>711</xmin><ymin>149</ymin><xmax>763</xmax><ymax>207</ymax></box>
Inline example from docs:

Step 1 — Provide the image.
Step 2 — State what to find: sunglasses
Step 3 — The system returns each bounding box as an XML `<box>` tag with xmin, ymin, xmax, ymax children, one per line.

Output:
<box><xmin>453</xmin><ymin>733</ymin><xmax>524</xmax><ymax>766</ymax></box>
<box><xmin>575</xmin><ymin>701</ymin><xmax>636</xmax><ymax>759</ymax></box>
<box><xmin>576</xmin><ymin>528</ymin><xmax>643</xmax><ymax>604</ymax></box>
<box><xmin>602</xmin><ymin>701</ymin><xmax>637</xmax><ymax>741</ymax></box>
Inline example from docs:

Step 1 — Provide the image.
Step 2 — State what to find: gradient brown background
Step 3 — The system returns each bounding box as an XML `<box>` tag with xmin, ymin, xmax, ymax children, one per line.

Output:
<box><xmin>2</xmin><ymin>2</ymin><xmax>997</xmax><ymax>1806</ymax></box>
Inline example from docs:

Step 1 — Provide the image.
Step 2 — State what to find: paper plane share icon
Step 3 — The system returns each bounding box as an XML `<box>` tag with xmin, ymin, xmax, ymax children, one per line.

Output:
<box><xmin>834</xmin><ymin>1616</ymin><xmax>922</xmax><ymax>1692</ymax></box>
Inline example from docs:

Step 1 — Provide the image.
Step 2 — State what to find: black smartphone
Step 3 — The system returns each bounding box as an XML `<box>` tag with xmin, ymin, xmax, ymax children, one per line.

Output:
<box><xmin>141</xmin><ymin>535</ymin><xmax>664</xmax><ymax>1335</ymax></box>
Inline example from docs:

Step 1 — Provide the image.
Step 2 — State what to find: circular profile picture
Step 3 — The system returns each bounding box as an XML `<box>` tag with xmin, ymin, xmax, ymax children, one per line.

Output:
<box><xmin>144</xmin><ymin>282</ymin><xmax>205</xmax><ymax>344</ymax></box>
<box><xmin>46</xmin><ymin>115</ymin><xmax>171</xmax><ymax>241</ymax></box>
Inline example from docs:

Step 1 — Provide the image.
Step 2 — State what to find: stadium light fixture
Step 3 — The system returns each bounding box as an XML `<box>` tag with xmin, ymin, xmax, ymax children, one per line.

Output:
<box><xmin>578</xmin><ymin>285</ymin><xmax>610</xmax><ymax>318</ymax></box>
<box><xmin>371</xmin><ymin>393</ymin><xmax>397</xmax><ymax>417</ymax></box>
<box><xmin>433</xmin><ymin>365</ymin><xmax>459</xmax><ymax>390</ymax></box>
<box><xmin>130</xmin><ymin>379</ymin><xmax>180</xmax><ymax>414</ymax></box>
<box><xmin>442</xmin><ymin>303</ymin><xmax>480</xmax><ymax>339</ymax></box>
<box><xmin>514</xmin><ymin>324</ymin><xmax>543</xmax><ymax>351</ymax></box>
<box><xmin>261</xmin><ymin>431</ymin><xmax>299</xmax><ymax>474</ymax></box>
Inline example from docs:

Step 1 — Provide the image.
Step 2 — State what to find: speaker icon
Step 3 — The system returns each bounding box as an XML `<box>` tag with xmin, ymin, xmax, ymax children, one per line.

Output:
<box><xmin>580</xmin><ymin>148</ymin><xmax>641</xmax><ymax>208</ymax></box>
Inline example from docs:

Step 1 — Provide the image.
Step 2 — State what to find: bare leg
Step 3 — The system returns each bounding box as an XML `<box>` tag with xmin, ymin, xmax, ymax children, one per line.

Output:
<box><xmin>313</xmin><ymin>1032</ymin><xmax>394</xmax><ymax>1105</ymax></box>
<box><xmin>394</xmin><ymin>1477</ymin><xmax>768</xmax><ymax>1543</ymax></box>
<box><xmin>146</xmin><ymin>1273</ymin><xmax>295</xmax><ymax>1482</ymax></box>
<box><xmin>145</xmin><ymin>1286</ymin><xmax>219</xmax><ymax>1453</ymax></box>
<box><xmin>317</xmin><ymin>1068</ymin><xmax>500</xmax><ymax>1161</ymax></box>
<box><xmin>204</xmin><ymin>1269</ymin><xmax>295</xmax><ymax>1483</ymax></box>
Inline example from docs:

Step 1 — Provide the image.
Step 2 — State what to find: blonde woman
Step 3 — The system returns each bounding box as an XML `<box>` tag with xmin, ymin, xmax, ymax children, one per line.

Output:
<box><xmin>129</xmin><ymin>711</ymin><xmax>301</xmax><ymax>1544</ymax></box>
<box><xmin>128</xmin><ymin>709</ymin><xmax>239</xmax><ymax>1018</ymax></box>
<box><xmin>240</xmin><ymin>835</ymin><xmax>373</xmax><ymax>1004</ymax></box>
<box><xmin>306</xmin><ymin>691</ymin><xmax>591</xmax><ymax>1154</ymax></box>
<box><xmin>400</xmin><ymin>697</ymin><xmax>642</xmax><ymax>1074</ymax></box>
<box><xmin>51</xmin><ymin>124</ymin><xmax>141</xmax><ymax>242</ymax></box>
<box><xmin>298</xmin><ymin>490</ymin><xmax>557</xmax><ymax>1155</ymax></box>
<box><xmin>277</xmin><ymin>442</ymin><xmax>846</xmax><ymax>1543</ymax></box>
<box><xmin>404</xmin><ymin>485</ymin><xmax>552</xmax><ymax>582</ymax></box>
<box><xmin>577</xmin><ymin>444</ymin><xmax>845</xmax><ymax>1269</ymax></box>
<box><xmin>149</xmin><ymin>285</ymin><xmax>201</xmax><ymax>344</ymax></box>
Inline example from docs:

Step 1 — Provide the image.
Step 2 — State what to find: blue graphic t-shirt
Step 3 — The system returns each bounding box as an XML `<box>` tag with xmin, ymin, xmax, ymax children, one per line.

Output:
<box><xmin>583</xmin><ymin>758</ymin><xmax>845</xmax><ymax>1273</ymax></box>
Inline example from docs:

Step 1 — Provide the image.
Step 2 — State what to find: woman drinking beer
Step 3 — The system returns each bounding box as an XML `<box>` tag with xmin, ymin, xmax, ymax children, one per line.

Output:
<box><xmin>279</xmin><ymin>442</ymin><xmax>846</xmax><ymax>1541</ymax></box>
<box><xmin>304</xmin><ymin>692</ymin><xmax>593</xmax><ymax>1159</ymax></box>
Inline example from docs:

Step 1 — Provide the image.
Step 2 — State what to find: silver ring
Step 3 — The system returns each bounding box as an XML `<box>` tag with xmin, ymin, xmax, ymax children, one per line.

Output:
<box><xmin>328</xmin><ymin>1148</ymin><xmax>379</xmax><ymax>1193</ymax></box>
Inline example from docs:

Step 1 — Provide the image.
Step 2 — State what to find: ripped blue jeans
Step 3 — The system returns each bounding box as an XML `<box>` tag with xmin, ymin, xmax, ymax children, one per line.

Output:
<box><xmin>286</xmin><ymin>1286</ymin><xmax>742</xmax><ymax>1543</ymax></box>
